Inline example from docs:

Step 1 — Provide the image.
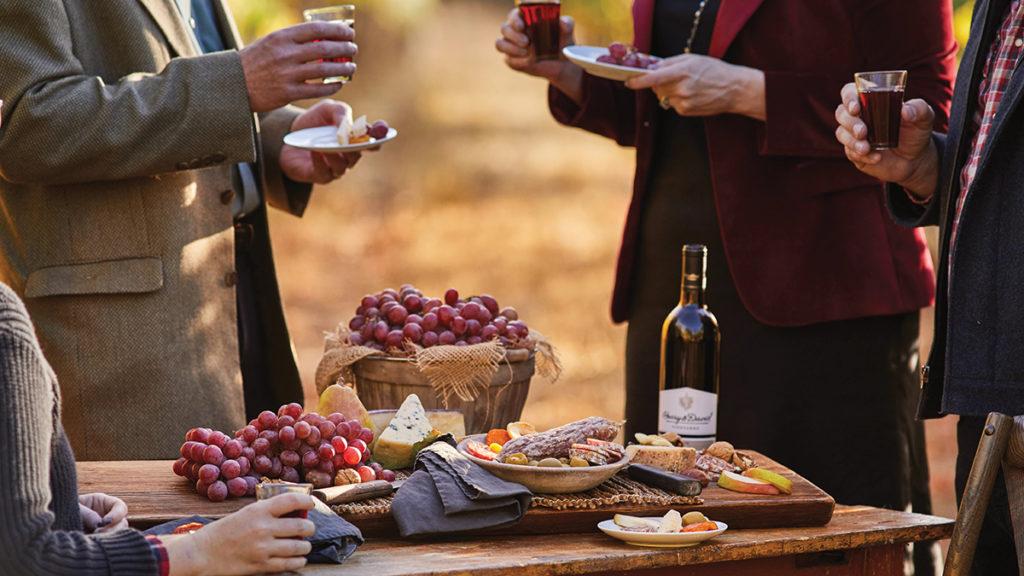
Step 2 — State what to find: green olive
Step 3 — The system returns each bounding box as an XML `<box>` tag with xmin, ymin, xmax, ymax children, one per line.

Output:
<box><xmin>569</xmin><ymin>456</ymin><xmax>590</xmax><ymax>467</ymax></box>
<box><xmin>537</xmin><ymin>457</ymin><xmax>563</xmax><ymax>468</ymax></box>
<box><xmin>504</xmin><ymin>453</ymin><xmax>529</xmax><ymax>466</ymax></box>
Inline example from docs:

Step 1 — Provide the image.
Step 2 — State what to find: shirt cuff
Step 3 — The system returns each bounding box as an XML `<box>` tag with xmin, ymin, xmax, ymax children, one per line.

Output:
<box><xmin>145</xmin><ymin>535</ymin><xmax>170</xmax><ymax>576</ymax></box>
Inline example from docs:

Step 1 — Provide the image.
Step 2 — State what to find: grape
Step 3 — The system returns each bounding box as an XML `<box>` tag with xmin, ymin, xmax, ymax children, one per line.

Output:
<box><xmin>278</xmin><ymin>425</ymin><xmax>296</xmax><ymax>445</ymax></box>
<box><xmin>334</xmin><ymin>421</ymin><xmax>351</xmax><ymax>441</ymax></box>
<box><xmin>622</xmin><ymin>52</ymin><xmax>641</xmax><ymax>68</ymax></box>
<box><xmin>466</xmin><ymin>319</ymin><xmax>482</xmax><ymax>336</ymax></box>
<box><xmin>285</xmin><ymin>403</ymin><xmax>303</xmax><ymax>420</ymax></box>
<box><xmin>369</xmin><ymin>120</ymin><xmax>390</xmax><ymax>140</ymax></box>
<box><xmin>422</xmin><ymin>298</ymin><xmax>442</xmax><ymax>313</ymax></box>
<box><xmin>444</xmin><ymin>288</ymin><xmax>459</xmax><ymax>305</ymax></box>
<box><xmin>422</xmin><ymin>331</ymin><xmax>439</xmax><ymax>347</ymax></box>
<box><xmin>350</xmin><ymin>439</ymin><xmax>368</xmax><ymax>453</ymax></box>
<box><xmin>345</xmin><ymin>420</ymin><xmax>362</xmax><ymax>440</ymax></box>
<box><xmin>481</xmin><ymin>325</ymin><xmax>498</xmax><ymax>340</ymax></box>
<box><xmin>306</xmin><ymin>470</ymin><xmax>332</xmax><ymax>489</ymax></box>
<box><xmin>173</xmin><ymin>457</ymin><xmax>188</xmax><ymax>476</ymax></box>
<box><xmin>207</xmin><ymin>481</ymin><xmax>228</xmax><ymax>502</ymax></box>
<box><xmin>349</xmin><ymin>333</ymin><xmax>365</xmax><ymax>346</ymax></box>
<box><xmin>305</xmin><ymin>426</ymin><xmax>322</xmax><ymax>446</ymax></box>
<box><xmin>180</xmin><ymin>441</ymin><xmax>196</xmax><ymax>459</ymax></box>
<box><xmin>364</xmin><ymin>306</ymin><xmax>380</xmax><ymax>319</ymax></box>
<box><xmin>405</xmin><ymin>314</ymin><xmax>423</xmax><ymax>326</ymax></box>
<box><xmin>252</xmin><ymin>437</ymin><xmax>271</xmax><ymax>455</ymax></box>
<box><xmin>208</xmin><ymin>431</ymin><xmax>230</xmax><ymax>448</ymax></box>
<box><xmin>195</xmin><ymin>480</ymin><xmax>211</xmax><ymax>498</ymax></box>
<box><xmin>343</xmin><ymin>446</ymin><xmax>362</xmax><ymax>466</ymax></box>
<box><xmin>193</xmin><ymin>428</ymin><xmax>212</xmax><ymax>444</ymax></box>
<box><xmin>317</xmin><ymin>459</ymin><xmax>335</xmax><ymax>475</ymax></box>
<box><xmin>317</xmin><ymin>420</ymin><xmax>336</xmax><ymax>439</ymax></box>
<box><xmin>361</xmin><ymin>295</ymin><xmax>379</xmax><ymax>309</ymax></box>
<box><xmin>356</xmin><ymin>466</ymin><xmax>376</xmax><ymax>483</ymax></box>
<box><xmin>241</xmin><ymin>446</ymin><xmax>256</xmax><ymax>462</ymax></box>
<box><xmin>239</xmin><ymin>425</ymin><xmax>257</xmax><ymax>444</ymax></box>
<box><xmin>454</xmin><ymin>341</ymin><xmax>468</xmax><ymax>347</ymax></box>
<box><xmin>361</xmin><ymin>449</ymin><xmax>372</xmax><ymax>464</ymax></box>
<box><xmin>221</xmin><ymin>459</ymin><xmax>241</xmax><ymax>480</ymax></box>
<box><xmin>350</xmin><ymin>316</ymin><xmax>370</xmax><ymax>334</ymax></box>
<box><xmin>199</xmin><ymin>463</ymin><xmax>220</xmax><ymax>484</ymax></box>
<box><xmin>258</xmin><ymin>411</ymin><xmax>278</xmax><ymax>430</ymax></box>
<box><xmin>203</xmin><ymin>445</ymin><xmax>225</xmax><ymax>466</ymax></box>
<box><xmin>258</xmin><ymin>430</ymin><xmax>278</xmax><ymax>445</ymax></box>
<box><xmin>302</xmin><ymin>450</ymin><xmax>320</xmax><ymax>469</ymax></box>
<box><xmin>185</xmin><ymin>428</ymin><xmax>200</xmax><ymax>442</ymax></box>
<box><xmin>270</xmin><ymin>457</ymin><xmax>282</xmax><ymax>478</ymax></box>
<box><xmin>227</xmin><ymin>477</ymin><xmax>248</xmax><ymax>498</ymax></box>
<box><xmin>461</xmin><ymin>302</ymin><xmax>482</xmax><ymax>320</ymax></box>
<box><xmin>280</xmin><ymin>450</ymin><xmax>301</xmax><ymax>468</ymax></box>
<box><xmin>386</xmin><ymin>305</ymin><xmax>408</xmax><ymax>325</ymax></box>
<box><xmin>438</xmin><ymin>330</ymin><xmax>456</xmax><ymax>345</ymax></box>
<box><xmin>369</xmin><ymin>462</ymin><xmax>384</xmax><ymax>475</ymax></box>
<box><xmin>277</xmin><ymin>414</ymin><xmax>296</xmax><ymax>428</ymax></box>
<box><xmin>402</xmin><ymin>295</ymin><xmax>422</xmax><ymax>313</ymax></box>
<box><xmin>477</xmin><ymin>307</ymin><xmax>493</xmax><ymax>323</ymax></box>
<box><xmin>244</xmin><ymin>475</ymin><xmax>258</xmax><ymax>496</ymax></box>
<box><xmin>467</xmin><ymin>336</ymin><xmax>482</xmax><ymax>345</ymax></box>
<box><xmin>318</xmin><ymin>443</ymin><xmax>336</xmax><ymax>461</ymax></box>
<box><xmin>188</xmin><ymin>462</ymin><xmax>203</xmax><ymax>481</ymax></box>
<box><xmin>436</xmin><ymin>305</ymin><xmax>456</xmax><ymax>327</ymax></box>
<box><xmin>492</xmin><ymin>317</ymin><xmax>508</xmax><ymax>335</ymax></box>
<box><xmin>510</xmin><ymin>321</ymin><xmax>529</xmax><ymax>337</ymax></box>
<box><xmin>302</xmin><ymin>412</ymin><xmax>323</xmax><ymax>425</ymax></box>
<box><xmin>223</xmin><ymin>439</ymin><xmax>243</xmax><ymax>459</ymax></box>
<box><xmin>237</xmin><ymin>456</ymin><xmax>251</xmax><ymax>476</ymax></box>
<box><xmin>295</xmin><ymin>420</ymin><xmax>312</xmax><ymax>440</ymax></box>
<box><xmin>331</xmin><ymin>435</ymin><xmax>349</xmax><ymax>453</ymax></box>
<box><xmin>500</xmin><ymin>307</ymin><xmax>519</xmax><ymax>321</ymax></box>
<box><xmin>254</xmin><ymin>455</ymin><xmax>272</xmax><ymax>474</ymax></box>
<box><xmin>380</xmin><ymin>469</ymin><xmax>397</xmax><ymax>483</ymax></box>
<box><xmin>385</xmin><ymin>330</ymin><xmax>404</xmax><ymax>349</ymax></box>
<box><xmin>456</xmin><ymin>302</ymin><xmax>465</xmax><ymax>311</ymax></box>
<box><xmin>402</xmin><ymin>323</ymin><xmax>423</xmax><ymax>343</ymax></box>
<box><xmin>280</xmin><ymin>466</ymin><xmax>300</xmax><ymax>483</ymax></box>
<box><xmin>451</xmin><ymin>317</ymin><xmax>467</xmax><ymax>336</ymax></box>
<box><xmin>421</xmin><ymin>312</ymin><xmax>439</xmax><ymax>331</ymax></box>
<box><xmin>355</xmin><ymin>430</ymin><xmax>372</xmax><ymax>447</ymax></box>
<box><xmin>479</xmin><ymin>294</ymin><xmax>499</xmax><ymax>315</ymax></box>
<box><xmin>332</xmin><ymin>453</ymin><xmax>347</xmax><ymax>469</ymax></box>
<box><xmin>327</xmin><ymin>412</ymin><xmax>346</xmax><ymax>425</ymax></box>
<box><xmin>373</xmin><ymin>321</ymin><xmax>389</xmax><ymax>343</ymax></box>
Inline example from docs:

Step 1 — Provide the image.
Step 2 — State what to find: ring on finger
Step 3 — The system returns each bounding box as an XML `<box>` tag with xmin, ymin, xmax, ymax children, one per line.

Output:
<box><xmin>659</xmin><ymin>96</ymin><xmax>672</xmax><ymax>110</ymax></box>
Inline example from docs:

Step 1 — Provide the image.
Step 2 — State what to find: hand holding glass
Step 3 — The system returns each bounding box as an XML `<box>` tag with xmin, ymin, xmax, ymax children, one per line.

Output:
<box><xmin>854</xmin><ymin>70</ymin><xmax>907</xmax><ymax>150</ymax></box>
<box><xmin>303</xmin><ymin>5</ymin><xmax>356</xmax><ymax>84</ymax></box>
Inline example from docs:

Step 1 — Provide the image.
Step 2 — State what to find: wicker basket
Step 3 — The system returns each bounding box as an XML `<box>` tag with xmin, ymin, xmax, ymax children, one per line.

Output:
<box><xmin>352</xmin><ymin>350</ymin><xmax>535</xmax><ymax>434</ymax></box>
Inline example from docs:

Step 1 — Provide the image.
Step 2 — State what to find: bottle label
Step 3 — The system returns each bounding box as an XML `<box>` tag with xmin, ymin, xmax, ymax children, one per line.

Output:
<box><xmin>659</xmin><ymin>387</ymin><xmax>717</xmax><ymax>438</ymax></box>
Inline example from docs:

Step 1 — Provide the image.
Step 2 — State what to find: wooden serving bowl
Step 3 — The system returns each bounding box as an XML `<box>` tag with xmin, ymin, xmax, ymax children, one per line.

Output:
<box><xmin>457</xmin><ymin>434</ymin><xmax>631</xmax><ymax>494</ymax></box>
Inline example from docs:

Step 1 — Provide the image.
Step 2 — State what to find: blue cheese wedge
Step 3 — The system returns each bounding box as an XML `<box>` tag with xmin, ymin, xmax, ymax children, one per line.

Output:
<box><xmin>373</xmin><ymin>394</ymin><xmax>439</xmax><ymax>470</ymax></box>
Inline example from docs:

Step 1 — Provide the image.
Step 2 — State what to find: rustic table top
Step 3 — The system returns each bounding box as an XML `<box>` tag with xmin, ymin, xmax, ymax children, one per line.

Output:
<box><xmin>301</xmin><ymin>506</ymin><xmax>953</xmax><ymax>575</ymax></box>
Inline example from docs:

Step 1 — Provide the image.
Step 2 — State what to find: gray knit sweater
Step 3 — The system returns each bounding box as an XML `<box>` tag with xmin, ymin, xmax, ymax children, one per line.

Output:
<box><xmin>0</xmin><ymin>284</ymin><xmax>157</xmax><ymax>575</ymax></box>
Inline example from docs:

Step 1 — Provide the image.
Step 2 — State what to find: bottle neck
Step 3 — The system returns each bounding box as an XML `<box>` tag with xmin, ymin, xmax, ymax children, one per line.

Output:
<box><xmin>679</xmin><ymin>245</ymin><xmax>708</xmax><ymax>307</ymax></box>
<box><xmin>681</xmin><ymin>283</ymin><xmax>704</xmax><ymax>307</ymax></box>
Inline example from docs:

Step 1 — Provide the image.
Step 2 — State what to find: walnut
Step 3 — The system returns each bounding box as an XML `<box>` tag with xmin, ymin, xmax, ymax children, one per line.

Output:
<box><xmin>705</xmin><ymin>441</ymin><xmax>735</xmax><ymax>462</ymax></box>
<box><xmin>334</xmin><ymin>468</ymin><xmax>361</xmax><ymax>486</ymax></box>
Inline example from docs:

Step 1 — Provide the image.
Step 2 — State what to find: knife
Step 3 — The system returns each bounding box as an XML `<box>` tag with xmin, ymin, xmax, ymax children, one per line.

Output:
<box><xmin>312</xmin><ymin>479</ymin><xmax>405</xmax><ymax>505</ymax></box>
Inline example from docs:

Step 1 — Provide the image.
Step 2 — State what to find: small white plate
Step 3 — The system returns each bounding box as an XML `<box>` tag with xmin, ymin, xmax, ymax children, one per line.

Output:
<box><xmin>283</xmin><ymin>126</ymin><xmax>398</xmax><ymax>153</ymax></box>
<box><xmin>597</xmin><ymin>520</ymin><xmax>728</xmax><ymax>548</ymax></box>
<box><xmin>563</xmin><ymin>45</ymin><xmax>660</xmax><ymax>82</ymax></box>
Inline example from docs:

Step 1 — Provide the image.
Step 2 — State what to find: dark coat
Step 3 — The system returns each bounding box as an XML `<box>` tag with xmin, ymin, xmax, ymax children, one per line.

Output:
<box><xmin>888</xmin><ymin>0</ymin><xmax>1024</xmax><ymax>418</ymax></box>
<box><xmin>549</xmin><ymin>0</ymin><xmax>957</xmax><ymax>326</ymax></box>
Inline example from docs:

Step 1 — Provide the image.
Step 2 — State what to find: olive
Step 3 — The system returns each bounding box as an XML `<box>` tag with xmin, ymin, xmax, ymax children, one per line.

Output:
<box><xmin>537</xmin><ymin>457</ymin><xmax>563</xmax><ymax>468</ymax></box>
<box><xmin>504</xmin><ymin>453</ymin><xmax>529</xmax><ymax>466</ymax></box>
<box><xmin>569</xmin><ymin>456</ymin><xmax>590</xmax><ymax>467</ymax></box>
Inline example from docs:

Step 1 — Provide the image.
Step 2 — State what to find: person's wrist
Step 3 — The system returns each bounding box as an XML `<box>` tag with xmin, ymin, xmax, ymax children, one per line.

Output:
<box><xmin>550</xmin><ymin>62</ymin><xmax>581</xmax><ymax>92</ymax></box>
<box><xmin>730</xmin><ymin>65</ymin><xmax>766</xmax><ymax>121</ymax></box>
<box><xmin>901</xmin><ymin>139</ymin><xmax>939</xmax><ymax>201</ymax></box>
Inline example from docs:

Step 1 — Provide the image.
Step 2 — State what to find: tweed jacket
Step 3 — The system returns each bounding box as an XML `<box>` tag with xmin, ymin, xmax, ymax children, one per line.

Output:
<box><xmin>0</xmin><ymin>0</ymin><xmax>308</xmax><ymax>459</ymax></box>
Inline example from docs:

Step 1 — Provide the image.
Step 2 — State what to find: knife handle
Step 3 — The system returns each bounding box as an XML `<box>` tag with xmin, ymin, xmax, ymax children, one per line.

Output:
<box><xmin>628</xmin><ymin>464</ymin><xmax>704</xmax><ymax>496</ymax></box>
<box><xmin>313</xmin><ymin>480</ymin><xmax>394</xmax><ymax>504</ymax></box>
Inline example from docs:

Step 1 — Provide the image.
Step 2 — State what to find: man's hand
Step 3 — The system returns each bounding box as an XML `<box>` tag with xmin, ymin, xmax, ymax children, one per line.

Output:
<box><xmin>280</xmin><ymin>99</ymin><xmax>361</xmax><ymax>185</ymax></box>
<box><xmin>240</xmin><ymin>22</ymin><xmax>357</xmax><ymax>113</ymax></box>
<box><xmin>79</xmin><ymin>493</ymin><xmax>128</xmax><ymax>533</ymax></box>
<box><xmin>835</xmin><ymin>82</ymin><xmax>939</xmax><ymax>201</ymax></box>
<box><xmin>496</xmin><ymin>9</ymin><xmax>577</xmax><ymax>82</ymax></box>
<box><xmin>625</xmin><ymin>54</ymin><xmax>766</xmax><ymax>120</ymax></box>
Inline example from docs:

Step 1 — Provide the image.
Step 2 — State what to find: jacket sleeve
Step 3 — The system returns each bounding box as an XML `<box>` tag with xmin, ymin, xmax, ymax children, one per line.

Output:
<box><xmin>886</xmin><ymin>132</ymin><xmax>947</xmax><ymax>228</ymax></box>
<box><xmin>0</xmin><ymin>305</ymin><xmax>157</xmax><ymax>575</ymax></box>
<box><xmin>548</xmin><ymin>73</ymin><xmax>638</xmax><ymax>148</ymax></box>
<box><xmin>757</xmin><ymin>0</ymin><xmax>957</xmax><ymax>157</ymax></box>
<box><xmin>258</xmin><ymin>105</ymin><xmax>313</xmax><ymax>218</ymax></box>
<box><xmin>0</xmin><ymin>0</ymin><xmax>256</xmax><ymax>186</ymax></box>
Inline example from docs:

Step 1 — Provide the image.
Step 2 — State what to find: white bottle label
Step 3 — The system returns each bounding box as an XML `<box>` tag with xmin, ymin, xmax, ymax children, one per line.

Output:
<box><xmin>659</xmin><ymin>387</ymin><xmax>717</xmax><ymax>440</ymax></box>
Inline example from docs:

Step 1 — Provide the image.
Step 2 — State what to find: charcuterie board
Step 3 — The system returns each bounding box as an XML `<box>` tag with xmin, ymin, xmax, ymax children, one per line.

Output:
<box><xmin>77</xmin><ymin>451</ymin><xmax>833</xmax><ymax>536</ymax></box>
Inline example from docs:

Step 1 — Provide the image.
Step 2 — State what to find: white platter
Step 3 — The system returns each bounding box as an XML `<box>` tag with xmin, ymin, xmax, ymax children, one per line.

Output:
<box><xmin>283</xmin><ymin>126</ymin><xmax>398</xmax><ymax>152</ymax></box>
<box><xmin>562</xmin><ymin>45</ymin><xmax>660</xmax><ymax>82</ymax></box>
<box><xmin>597</xmin><ymin>520</ymin><xmax>728</xmax><ymax>548</ymax></box>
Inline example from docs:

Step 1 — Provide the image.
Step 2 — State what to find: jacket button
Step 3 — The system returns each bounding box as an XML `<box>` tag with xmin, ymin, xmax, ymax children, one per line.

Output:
<box><xmin>220</xmin><ymin>189</ymin><xmax>235</xmax><ymax>205</ymax></box>
<box><xmin>643</xmin><ymin>121</ymin><xmax>651</xmax><ymax>128</ymax></box>
<box><xmin>224</xmin><ymin>271</ymin><xmax>237</xmax><ymax>287</ymax></box>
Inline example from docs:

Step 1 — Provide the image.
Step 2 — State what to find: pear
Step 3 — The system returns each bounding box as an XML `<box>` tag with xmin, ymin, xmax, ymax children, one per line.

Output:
<box><xmin>717</xmin><ymin>470</ymin><xmax>781</xmax><ymax>495</ymax></box>
<box><xmin>317</xmin><ymin>384</ymin><xmax>373</xmax><ymax>431</ymax></box>
<box><xmin>742</xmin><ymin>468</ymin><xmax>793</xmax><ymax>495</ymax></box>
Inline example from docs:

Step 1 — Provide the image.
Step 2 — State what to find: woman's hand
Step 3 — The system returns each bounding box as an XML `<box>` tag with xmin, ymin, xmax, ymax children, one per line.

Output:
<box><xmin>166</xmin><ymin>493</ymin><xmax>316</xmax><ymax>576</ymax></box>
<box><xmin>834</xmin><ymin>82</ymin><xmax>939</xmax><ymax>201</ymax></box>
<box><xmin>78</xmin><ymin>493</ymin><xmax>128</xmax><ymax>533</ymax></box>
<box><xmin>495</xmin><ymin>8</ymin><xmax>584</xmax><ymax>103</ymax></box>
<box><xmin>280</xmin><ymin>99</ymin><xmax>362</xmax><ymax>185</ymax></box>
<box><xmin>625</xmin><ymin>54</ymin><xmax>766</xmax><ymax>120</ymax></box>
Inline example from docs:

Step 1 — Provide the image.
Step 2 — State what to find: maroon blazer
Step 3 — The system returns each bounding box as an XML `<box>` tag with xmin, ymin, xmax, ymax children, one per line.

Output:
<box><xmin>549</xmin><ymin>0</ymin><xmax>957</xmax><ymax>326</ymax></box>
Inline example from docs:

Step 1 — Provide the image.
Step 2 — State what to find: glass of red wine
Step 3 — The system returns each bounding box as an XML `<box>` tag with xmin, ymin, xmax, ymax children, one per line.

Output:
<box><xmin>854</xmin><ymin>70</ymin><xmax>908</xmax><ymax>151</ymax></box>
<box><xmin>516</xmin><ymin>0</ymin><xmax>561</xmax><ymax>61</ymax></box>
<box><xmin>255</xmin><ymin>482</ymin><xmax>314</xmax><ymax>520</ymax></box>
<box><xmin>303</xmin><ymin>5</ymin><xmax>356</xmax><ymax>84</ymax></box>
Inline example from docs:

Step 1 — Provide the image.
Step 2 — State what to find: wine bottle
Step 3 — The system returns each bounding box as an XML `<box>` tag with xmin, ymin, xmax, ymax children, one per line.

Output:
<box><xmin>658</xmin><ymin>244</ymin><xmax>721</xmax><ymax>450</ymax></box>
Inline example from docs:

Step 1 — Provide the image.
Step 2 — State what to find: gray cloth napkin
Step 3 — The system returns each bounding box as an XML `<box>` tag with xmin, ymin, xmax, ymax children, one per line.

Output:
<box><xmin>391</xmin><ymin>442</ymin><xmax>532</xmax><ymax>537</ymax></box>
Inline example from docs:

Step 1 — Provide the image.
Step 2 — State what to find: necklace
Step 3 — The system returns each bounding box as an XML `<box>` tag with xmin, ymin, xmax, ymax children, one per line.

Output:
<box><xmin>683</xmin><ymin>0</ymin><xmax>712</xmax><ymax>54</ymax></box>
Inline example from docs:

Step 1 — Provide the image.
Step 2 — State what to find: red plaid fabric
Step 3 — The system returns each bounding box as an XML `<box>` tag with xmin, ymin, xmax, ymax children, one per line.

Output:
<box><xmin>949</xmin><ymin>0</ymin><xmax>1024</xmax><ymax>254</ymax></box>
<box><xmin>145</xmin><ymin>535</ymin><xmax>170</xmax><ymax>576</ymax></box>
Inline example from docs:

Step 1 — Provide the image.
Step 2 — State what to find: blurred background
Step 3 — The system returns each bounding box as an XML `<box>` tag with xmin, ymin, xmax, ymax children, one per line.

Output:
<box><xmin>231</xmin><ymin>0</ymin><xmax>975</xmax><ymax>544</ymax></box>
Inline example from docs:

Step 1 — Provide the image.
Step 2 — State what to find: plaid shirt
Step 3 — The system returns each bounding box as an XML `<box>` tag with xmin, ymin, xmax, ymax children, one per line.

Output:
<box><xmin>949</xmin><ymin>0</ymin><xmax>1024</xmax><ymax>255</ymax></box>
<box><xmin>145</xmin><ymin>535</ymin><xmax>170</xmax><ymax>576</ymax></box>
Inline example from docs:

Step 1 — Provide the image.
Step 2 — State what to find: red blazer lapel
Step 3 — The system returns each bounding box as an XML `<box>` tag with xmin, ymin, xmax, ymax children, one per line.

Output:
<box><xmin>633</xmin><ymin>0</ymin><xmax>656</xmax><ymax>52</ymax></box>
<box><xmin>708</xmin><ymin>0</ymin><xmax>766</xmax><ymax>58</ymax></box>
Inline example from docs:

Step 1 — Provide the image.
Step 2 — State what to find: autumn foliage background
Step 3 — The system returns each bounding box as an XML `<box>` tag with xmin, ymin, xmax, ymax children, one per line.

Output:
<box><xmin>230</xmin><ymin>0</ymin><xmax>977</xmax><ymax>533</ymax></box>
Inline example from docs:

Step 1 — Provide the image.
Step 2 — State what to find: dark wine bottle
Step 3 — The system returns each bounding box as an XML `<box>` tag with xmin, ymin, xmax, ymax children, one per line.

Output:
<box><xmin>658</xmin><ymin>244</ymin><xmax>721</xmax><ymax>449</ymax></box>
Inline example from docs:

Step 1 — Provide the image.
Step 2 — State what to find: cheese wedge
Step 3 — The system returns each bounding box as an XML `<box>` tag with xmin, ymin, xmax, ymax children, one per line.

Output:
<box><xmin>372</xmin><ymin>395</ymin><xmax>439</xmax><ymax>470</ymax></box>
<box><xmin>336</xmin><ymin>107</ymin><xmax>355</xmax><ymax>145</ymax></box>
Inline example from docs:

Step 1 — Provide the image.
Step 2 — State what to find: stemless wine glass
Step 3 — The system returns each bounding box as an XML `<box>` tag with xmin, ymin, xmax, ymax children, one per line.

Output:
<box><xmin>255</xmin><ymin>482</ymin><xmax>314</xmax><ymax>519</ymax></box>
<box><xmin>516</xmin><ymin>0</ymin><xmax>561</xmax><ymax>61</ymax></box>
<box><xmin>854</xmin><ymin>70</ymin><xmax>908</xmax><ymax>150</ymax></box>
<box><xmin>302</xmin><ymin>5</ymin><xmax>356</xmax><ymax>84</ymax></box>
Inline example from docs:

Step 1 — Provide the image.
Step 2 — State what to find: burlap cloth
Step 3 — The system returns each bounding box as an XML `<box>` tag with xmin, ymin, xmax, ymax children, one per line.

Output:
<box><xmin>314</xmin><ymin>326</ymin><xmax>562</xmax><ymax>405</ymax></box>
<box><xmin>331</xmin><ymin>472</ymin><xmax>703</xmax><ymax>517</ymax></box>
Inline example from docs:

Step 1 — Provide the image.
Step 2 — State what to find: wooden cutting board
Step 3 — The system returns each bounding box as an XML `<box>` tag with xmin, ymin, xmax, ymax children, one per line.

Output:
<box><xmin>76</xmin><ymin>452</ymin><xmax>833</xmax><ymax>535</ymax></box>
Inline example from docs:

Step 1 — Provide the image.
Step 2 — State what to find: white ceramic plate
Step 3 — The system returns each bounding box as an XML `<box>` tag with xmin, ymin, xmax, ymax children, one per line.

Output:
<box><xmin>598</xmin><ymin>520</ymin><xmax>728</xmax><ymax>548</ymax></box>
<box><xmin>283</xmin><ymin>126</ymin><xmax>398</xmax><ymax>152</ymax></box>
<box><xmin>562</xmin><ymin>45</ymin><xmax>660</xmax><ymax>82</ymax></box>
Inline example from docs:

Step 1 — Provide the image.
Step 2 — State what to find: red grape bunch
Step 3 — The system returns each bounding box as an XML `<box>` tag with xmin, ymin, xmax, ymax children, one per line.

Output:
<box><xmin>347</xmin><ymin>284</ymin><xmax>531</xmax><ymax>354</ymax></box>
<box><xmin>596</xmin><ymin>42</ymin><xmax>659</xmax><ymax>69</ymax></box>
<box><xmin>173</xmin><ymin>402</ymin><xmax>396</xmax><ymax>502</ymax></box>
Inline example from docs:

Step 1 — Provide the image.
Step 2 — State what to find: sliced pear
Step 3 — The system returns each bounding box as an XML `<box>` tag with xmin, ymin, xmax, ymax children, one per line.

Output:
<box><xmin>682</xmin><ymin>511</ymin><xmax>709</xmax><ymax>526</ymax></box>
<box><xmin>507</xmin><ymin>421</ymin><xmax>536</xmax><ymax>440</ymax></box>
<box><xmin>635</xmin><ymin>432</ymin><xmax>652</xmax><ymax>445</ymax></box>
<box><xmin>658</xmin><ymin>510</ymin><xmax>683</xmax><ymax>533</ymax></box>
<box><xmin>613</xmin><ymin>514</ymin><xmax>660</xmax><ymax>531</ymax></box>
<box><xmin>717</xmin><ymin>470</ymin><xmax>781</xmax><ymax>495</ymax></box>
<box><xmin>742</xmin><ymin>468</ymin><xmax>793</xmax><ymax>495</ymax></box>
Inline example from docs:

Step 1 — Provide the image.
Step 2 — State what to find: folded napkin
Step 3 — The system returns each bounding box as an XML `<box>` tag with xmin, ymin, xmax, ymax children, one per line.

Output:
<box><xmin>144</xmin><ymin>500</ymin><xmax>363</xmax><ymax>564</ymax></box>
<box><xmin>391</xmin><ymin>441</ymin><xmax>533</xmax><ymax>537</ymax></box>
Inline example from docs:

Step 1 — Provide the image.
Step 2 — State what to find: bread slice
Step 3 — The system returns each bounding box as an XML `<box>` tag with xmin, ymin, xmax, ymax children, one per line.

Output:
<box><xmin>625</xmin><ymin>445</ymin><xmax>697</xmax><ymax>474</ymax></box>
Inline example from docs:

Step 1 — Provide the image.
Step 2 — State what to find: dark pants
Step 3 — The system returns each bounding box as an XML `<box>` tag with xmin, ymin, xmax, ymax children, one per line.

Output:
<box><xmin>956</xmin><ymin>415</ymin><xmax>1018</xmax><ymax>575</ymax></box>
